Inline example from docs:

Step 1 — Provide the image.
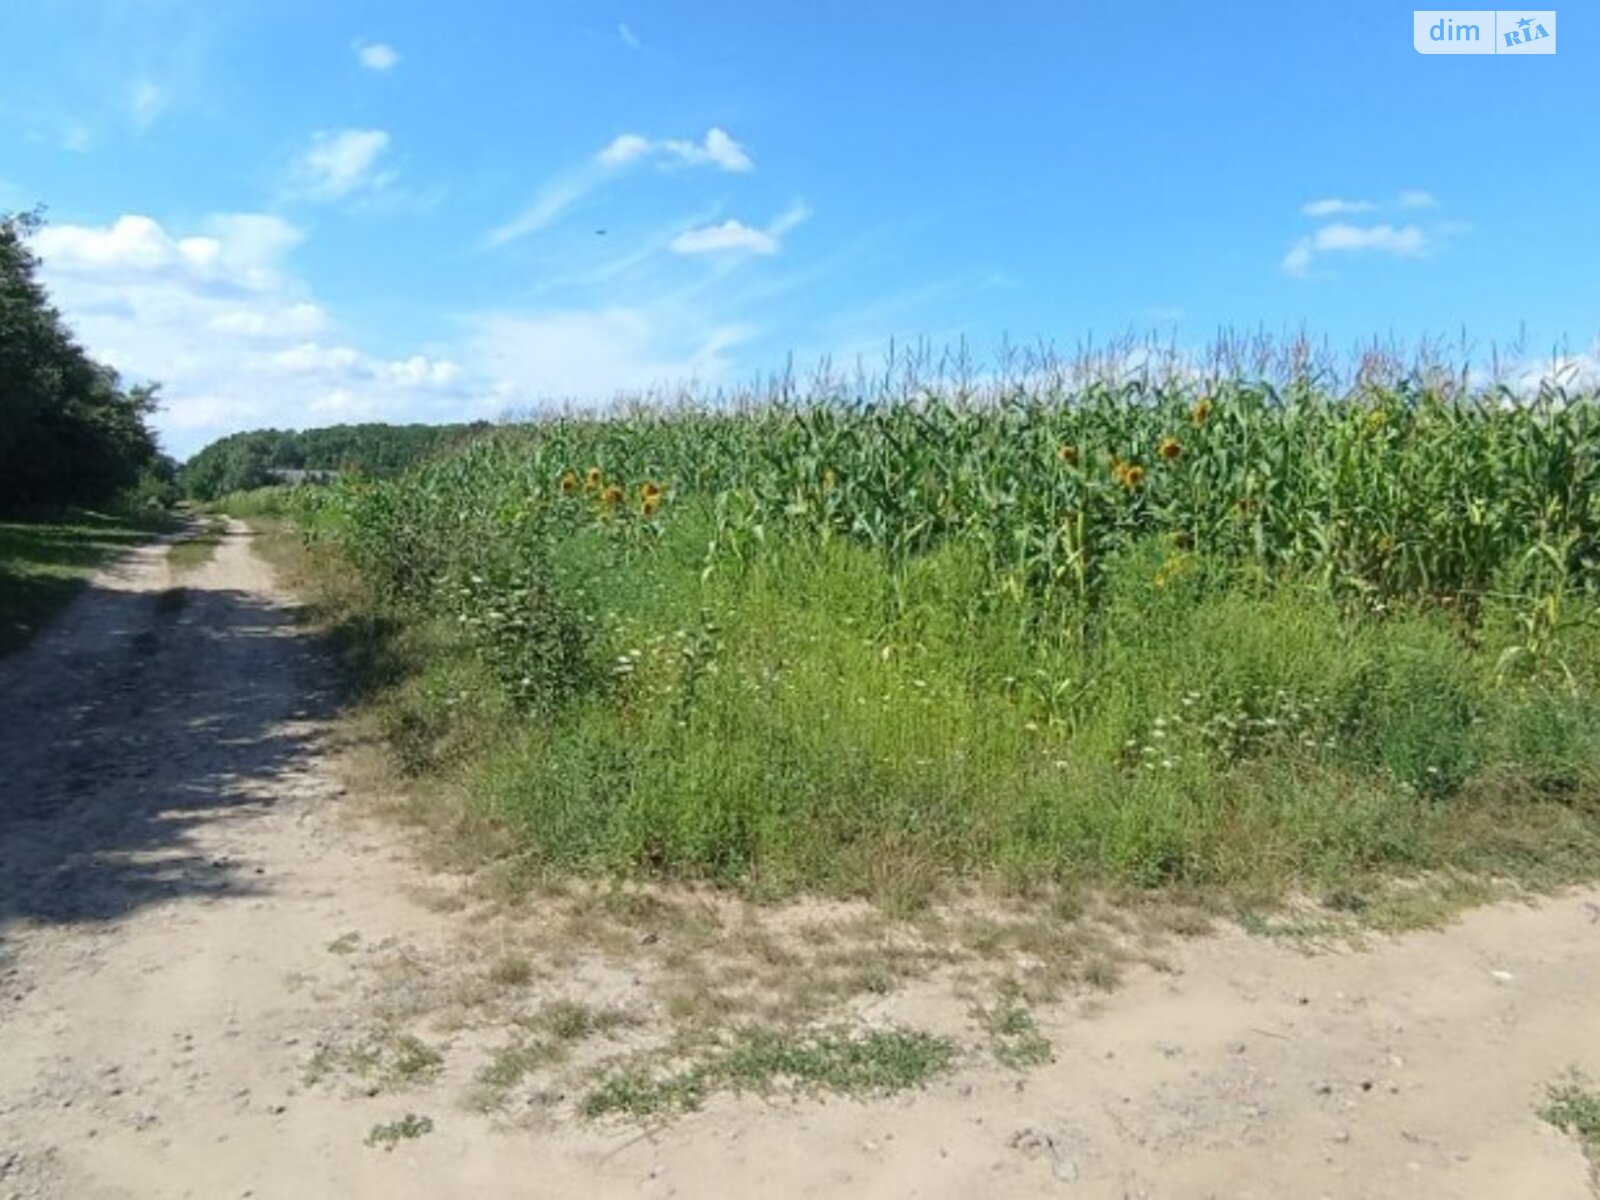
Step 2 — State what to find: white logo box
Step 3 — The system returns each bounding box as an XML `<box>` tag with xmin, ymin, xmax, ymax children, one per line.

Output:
<box><xmin>1414</xmin><ymin>10</ymin><xmax>1556</xmax><ymax>53</ymax></box>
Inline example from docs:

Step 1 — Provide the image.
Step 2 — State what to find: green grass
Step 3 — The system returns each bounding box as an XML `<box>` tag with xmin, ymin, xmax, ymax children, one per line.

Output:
<box><xmin>455</xmin><ymin>536</ymin><xmax>1600</xmax><ymax>909</ymax></box>
<box><xmin>580</xmin><ymin>1026</ymin><xmax>957</xmax><ymax>1119</ymax></box>
<box><xmin>364</xmin><ymin>1113</ymin><xmax>433</xmax><ymax>1150</ymax></box>
<box><xmin>1542</xmin><ymin>1074</ymin><xmax>1600</xmax><ymax>1186</ymax></box>
<box><xmin>303</xmin><ymin>1027</ymin><xmax>444</xmax><ymax>1091</ymax></box>
<box><xmin>212</xmin><ymin>485</ymin><xmax>305</xmax><ymax>519</ymax></box>
<box><xmin>0</xmin><ymin>507</ymin><xmax>175</xmax><ymax>657</ymax></box>
<box><xmin>976</xmin><ymin>997</ymin><xmax>1054</xmax><ymax>1068</ymax></box>
<box><xmin>166</xmin><ymin>517</ymin><xmax>225</xmax><ymax>572</ymax></box>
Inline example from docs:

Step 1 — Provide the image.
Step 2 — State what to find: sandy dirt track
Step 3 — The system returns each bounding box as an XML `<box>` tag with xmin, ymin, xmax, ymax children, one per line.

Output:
<box><xmin>1</xmin><ymin>521</ymin><xmax>1598</xmax><ymax>1199</ymax></box>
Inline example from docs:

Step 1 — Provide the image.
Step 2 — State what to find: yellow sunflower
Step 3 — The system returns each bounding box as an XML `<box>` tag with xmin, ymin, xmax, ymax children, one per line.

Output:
<box><xmin>1157</xmin><ymin>437</ymin><xmax>1182</xmax><ymax>461</ymax></box>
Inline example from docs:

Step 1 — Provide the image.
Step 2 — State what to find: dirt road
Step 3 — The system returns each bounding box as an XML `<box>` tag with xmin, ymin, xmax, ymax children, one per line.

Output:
<box><xmin>1</xmin><ymin>522</ymin><xmax>1597</xmax><ymax>1198</ymax></box>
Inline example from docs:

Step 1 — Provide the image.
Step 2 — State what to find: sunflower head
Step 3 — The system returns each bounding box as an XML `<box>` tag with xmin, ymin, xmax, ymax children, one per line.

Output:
<box><xmin>1121</xmin><ymin>464</ymin><xmax>1147</xmax><ymax>489</ymax></box>
<box><xmin>640</xmin><ymin>480</ymin><xmax>663</xmax><ymax>500</ymax></box>
<box><xmin>585</xmin><ymin>466</ymin><xmax>604</xmax><ymax>490</ymax></box>
<box><xmin>1235</xmin><ymin>496</ymin><xmax>1253</xmax><ymax>515</ymax></box>
<box><xmin>1191</xmin><ymin>397</ymin><xmax>1214</xmax><ymax>425</ymax></box>
<box><xmin>599</xmin><ymin>484</ymin><xmax>623</xmax><ymax>508</ymax></box>
<box><xmin>560</xmin><ymin>469</ymin><xmax>579</xmax><ymax>494</ymax></box>
<box><xmin>1057</xmin><ymin>443</ymin><xmax>1079</xmax><ymax>466</ymax></box>
<box><xmin>1158</xmin><ymin>436</ymin><xmax>1182</xmax><ymax>461</ymax></box>
<box><xmin>641</xmin><ymin>492</ymin><xmax>662</xmax><ymax>518</ymax></box>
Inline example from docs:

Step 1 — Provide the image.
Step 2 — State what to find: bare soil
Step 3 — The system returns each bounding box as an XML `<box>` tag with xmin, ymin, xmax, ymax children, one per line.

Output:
<box><xmin>1</xmin><ymin>521</ymin><xmax>1597</xmax><ymax>1198</ymax></box>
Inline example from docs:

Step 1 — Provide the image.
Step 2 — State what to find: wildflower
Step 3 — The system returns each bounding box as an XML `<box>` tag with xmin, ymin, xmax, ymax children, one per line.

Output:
<box><xmin>599</xmin><ymin>484</ymin><xmax>623</xmax><ymax>508</ymax></box>
<box><xmin>1157</xmin><ymin>436</ymin><xmax>1182</xmax><ymax>461</ymax></box>
<box><xmin>560</xmin><ymin>469</ymin><xmax>579</xmax><ymax>494</ymax></box>
<box><xmin>585</xmin><ymin>466</ymin><xmax>603</xmax><ymax>490</ymax></box>
<box><xmin>1057</xmin><ymin>443</ymin><xmax>1079</xmax><ymax>466</ymax></box>
<box><xmin>1121</xmin><ymin>464</ymin><xmax>1146</xmax><ymax>489</ymax></box>
<box><xmin>1192</xmin><ymin>397</ymin><xmax>1214</xmax><ymax>424</ymax></box>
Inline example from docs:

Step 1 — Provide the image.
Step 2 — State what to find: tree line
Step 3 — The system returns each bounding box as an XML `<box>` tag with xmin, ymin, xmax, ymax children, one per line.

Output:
<box><xmin>180</xmin><ymin>422</ymin><xmax>492</xmax><ymax>499</ymax></box>
<box><xmin>0</xmin><ymin>211</ymin><xmax>168</xmax><ymax>514</ymax></box>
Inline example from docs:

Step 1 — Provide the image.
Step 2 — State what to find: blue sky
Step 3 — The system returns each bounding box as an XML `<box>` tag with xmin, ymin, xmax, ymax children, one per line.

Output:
<box><xmin>1</xmin><ymin>0</ymin><xmax>1594</xmax><ymax>455</ymax></box>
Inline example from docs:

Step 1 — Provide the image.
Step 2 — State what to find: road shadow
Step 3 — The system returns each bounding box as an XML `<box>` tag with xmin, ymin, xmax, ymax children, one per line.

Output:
<box><xmin>0</xmin><ymin>559</ymin><xmax>343</xmax><ymax>932</ymax></box>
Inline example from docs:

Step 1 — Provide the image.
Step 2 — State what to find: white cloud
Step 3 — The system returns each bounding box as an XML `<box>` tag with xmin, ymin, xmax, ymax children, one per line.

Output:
<box><xmin>1399</xmin><ymin>189</ymin><xmax>1438</xmax><ymax>209</ymax></box>
<box><xmin>291</xmin><ymin>129</ymin><xmax>394</xmax><ymax>201</ymax></box>
<box><xmin>618</xmin><ymin>23</ymin><xmax>641</xmax><ymax>48</ymax></box>
<box><xmin>354</xmin><ymin>40</ymin><xmax>400</xmax><ymax>71</ymax></box>
<box><xmin>1283</xmin><ymin>221</ymin><xmax>1431</xmax><ymax>276</ymax></box>
<box><xmin>596</xmin><ymin>127</ymin><xmax>754</xmax><ymax>172</ymax></box>
<box><xmin>597</xmin><ymin>133</ymin><xmax>653</xmax><ymax>168</ymax></box>
<box><xmin>129</xmin><ymin>79</ymin><xmax>165</xmax><ymax>129</ymax></box>
<box><xmin>31</xmin><ymin>213</ymin><xmax>479</xmax><ymax>454</ymax></box>
<box><xmin>671</xmin><ymin>205</ymin><xmax>808</xmax><ymax>257</ymax></box>
<box><xmin>1301</xmin><ymin>197</ymin><xmax>1376</xmax><ymax>217</ymax></box>
<box><xmin>672</xmin><ymin>220</ymin><xmax>778</xmax><ymax>256</ymax></box>
<box><xmin>34</xmin><ymin>213</ymin><xmax>303</xmax><ymax>291</ymax></box>
<box><xmin>662</xmin><ymin>128</ymin><xmax>754</xmax><ymax>172</ymax></box>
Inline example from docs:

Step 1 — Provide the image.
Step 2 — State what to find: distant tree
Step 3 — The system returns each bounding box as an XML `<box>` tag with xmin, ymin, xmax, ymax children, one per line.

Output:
<box><xmin>181</xmin><ymin>422</ymin><xmax>492</xmax><ymax>499</ymax></box>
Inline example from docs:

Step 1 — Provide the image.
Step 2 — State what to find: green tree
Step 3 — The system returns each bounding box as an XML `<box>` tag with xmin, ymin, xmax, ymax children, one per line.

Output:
<box><xmin>0</xmin><ymin>210</ymin><xmax>162</xmax><ymax>512</ymax></box>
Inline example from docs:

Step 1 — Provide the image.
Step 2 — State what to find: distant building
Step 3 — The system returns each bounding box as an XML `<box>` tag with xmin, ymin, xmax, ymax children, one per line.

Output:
<box><xmin>265</xmin><ymin>468</ymin><xmax>341</xmax><ymax>485</ymax></box>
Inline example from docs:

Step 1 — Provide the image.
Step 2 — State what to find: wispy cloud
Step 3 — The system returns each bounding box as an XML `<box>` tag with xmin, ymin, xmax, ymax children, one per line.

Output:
<box><xmin>489</xmin><ymin>128</ymin><xmax>756</xmax><ymax>247</ymax></box>
<box><xmin>290</xmin><ymin>129</ymin><xmax>394</xmax><ymax>201</ymax></box>
<box><xmin>61</xmin><ymin>123</ymin><xmax>94</xmax><ymax>153</ymax></box>
<box><xmin>354</xmin><ymin>40</ymin><xmax>400</xmax><ymax>71</ymax></box>
<box><xmin>1301</xmin><ymin>197</ymin><xmax>1376</xmax><ymax>217</ymax></box>
<box><xmin>618</xmin><ymin>23</ymin><xmax>641</xmax><ymax>49</ymax></box>
<box><xmin>485</xmin><ymin>174</ymin><xmax>597</xmax><ymax>245</ymax></box>
<box><xmin>129</xmin><ymin>79</ymin><xmax>165</xmax><ymax>130</ymax></box>
<box><xmin>1302</xmin><ymin>190</ymin><xmax>1439</xmax><ymax>218</ymax></box>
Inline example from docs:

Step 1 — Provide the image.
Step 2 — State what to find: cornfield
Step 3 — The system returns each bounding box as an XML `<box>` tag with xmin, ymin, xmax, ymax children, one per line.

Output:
<box><xmin>290</xmin><ymin>361</ymin><xmax>1600</xmax><ymax>897</ymax></box>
